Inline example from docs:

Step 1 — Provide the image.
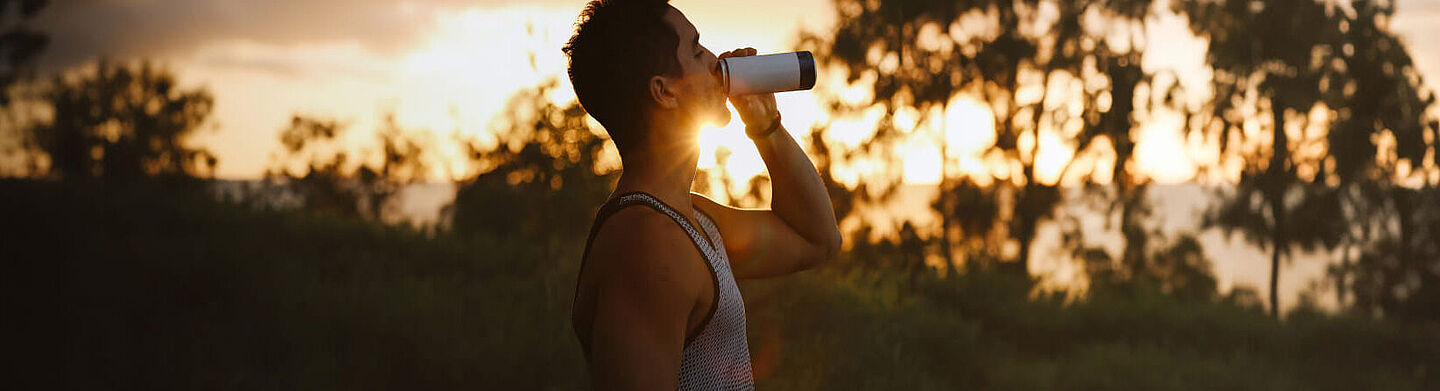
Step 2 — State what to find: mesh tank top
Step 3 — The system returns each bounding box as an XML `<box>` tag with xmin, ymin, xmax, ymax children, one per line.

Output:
<box><xmin>577</xmin><ymin>192</ymin><xmax>756</xmax><ymax>390</ymax></box>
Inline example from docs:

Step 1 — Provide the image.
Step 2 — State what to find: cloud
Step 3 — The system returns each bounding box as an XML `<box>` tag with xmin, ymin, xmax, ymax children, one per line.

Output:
<box><xmin>186</xmin><ymin>40</ymin><xmax>397</xmax><ymax>81</ymax></box>
<box><xmin>29</xmin><ymin>0</ymin><xmax>578</xmax><ymax>71</ymax></box>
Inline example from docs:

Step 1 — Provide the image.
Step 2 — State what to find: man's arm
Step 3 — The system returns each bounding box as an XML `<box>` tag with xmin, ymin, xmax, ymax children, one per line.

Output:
<box><xmin>697</xmin><ymin>48</ymin><xmax>843</xmax><ymax>280</ymax></box>
<box><xmin>584</xmin><ymin>210</ymin><xmax>706</xmax><ymax>389</ymax></box>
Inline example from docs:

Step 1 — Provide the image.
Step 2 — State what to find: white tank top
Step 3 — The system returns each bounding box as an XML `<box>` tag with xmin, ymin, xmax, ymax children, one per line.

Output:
<box><xmin>578</xmin><ymin>192</ymin><xmax>755</xmax><ymax>390</ymax></box>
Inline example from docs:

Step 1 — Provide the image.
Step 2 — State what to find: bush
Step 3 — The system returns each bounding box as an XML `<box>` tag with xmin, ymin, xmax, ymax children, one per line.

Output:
<box><xmin>4</xmin><ymin>179</ymin><xmax>1437</xmax><ymax>390</ymax></box>
<box><xmin>3</xmin><ymin>179</ymin><xmax>584</xmax><ymax>390</ymax></box>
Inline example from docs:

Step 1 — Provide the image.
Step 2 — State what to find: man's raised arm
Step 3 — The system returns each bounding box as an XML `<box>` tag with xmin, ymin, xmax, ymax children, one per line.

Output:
<box><xmin>692</xmin><ymin>48</ymin><xmax>842</xmax><ymax>280</ymax></box>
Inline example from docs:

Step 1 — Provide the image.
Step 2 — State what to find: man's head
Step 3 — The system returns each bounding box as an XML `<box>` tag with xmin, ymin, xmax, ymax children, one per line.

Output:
<box><xmin>563</xmin><ymin>0</ymin><xmax>730</xmax><ymax>157</ymax></box>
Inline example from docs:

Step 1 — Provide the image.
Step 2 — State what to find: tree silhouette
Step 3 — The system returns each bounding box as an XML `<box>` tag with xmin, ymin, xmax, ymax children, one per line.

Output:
<box><xmin>264</xmin><ymin>113</ymin><xmax>434</xmax><ymax>222</ymax></box>
<box><xmin>802</xmin><ymin>0</ymin><xmax>1170</xmax><ymax>275</ymax></box>
<box><xmin>446</xmin><ymin>79</ymin><xmax>618</xmax><ymax>245</ymax></box>
<box><xmin>32</xmin><ymin>60</ymin><xmax>216</xmax><ymax>180</ymax></box>
<box><xmin>1178</xmin><ymin>0</ymin><xmax>1438</xmax><ymax>315</ymax></box>
<box><xmin>0</xmin><ymin>0</ymin><xmax>47</xmax><ymax>105</ymax></box>
<box><xmin>1322</xmin><ymin>0</ymin><xmax>1439</xmax><ymax>322</ymax></box>
<box><xmin>0</xmin><ymin>0</ymin><xmax>46</xmax><ymax>175</ymax></box>
<box><xmin>1058</xmin><ymin>184</ymin><xmax>1218</xmax><ymax>300</ymax></box>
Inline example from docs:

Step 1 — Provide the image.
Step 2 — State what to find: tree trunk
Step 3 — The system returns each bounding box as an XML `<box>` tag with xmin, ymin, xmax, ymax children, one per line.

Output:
<box><xmin>1015</xmin><ymin>228</ymin><xmax>1033</xmax><ymax>275</ymax></box>
<box><xmin>1266</xmin><ymin>107</ymin><xmax>1289</xmax><ymax>318</ymax></box>
<box><xmin>1119</xmin><ymin>184</ymin><xmax>1149</xmax><ymax>279</ymax></box>
<box><xmin>1269</xmin><ymin>207</ymin><xmax>1283</xmax><ymax>317</ymax></box>
<box><xmin>939</xmin><ymin>104</ymin><xmax>956</xmax><ymax>274</ymax></box>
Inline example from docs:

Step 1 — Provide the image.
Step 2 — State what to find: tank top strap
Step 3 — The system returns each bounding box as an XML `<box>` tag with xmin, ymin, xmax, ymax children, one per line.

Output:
<box><xmin>582</xmin><ymin>192</ymin><xmax>719</xmax><ymax>261</ymax></box>
<box><xmin>575</xmin><ymin>191</ymin><xmax>725</xmax><ymax>346</ymax></box>
<box><xmin>691</xmin><ymin>209</ymin><xmax>726</xmax><ymax>257</ymax></box>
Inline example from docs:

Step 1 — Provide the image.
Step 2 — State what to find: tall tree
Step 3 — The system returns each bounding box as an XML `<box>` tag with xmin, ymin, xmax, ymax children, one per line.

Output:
<box><xmin>447</xmin><ymin>79</ymin><xmax>618</xmax><ymax>244</ymax></box>
<box><xmin>1320</xmin><ymin>0</ymin><xmax>1439</xmax><ymax>321</ymax></box>
<box><xmin>0</xmin><ymin>0</ymin><xmax>47</xmax><ymax>175</ymax></box>
<box><xmin>32</xmin><ymin>60</ymin><xmax>216</xmax><ymax>180</ymax></box>
<box><xmin>1179</xmin><ymin>0</ymin><xmax>1436</xmax><ymax>315</ymax></box>
<box><xmin>264</xmin><ymin>114</ymin><xmax>434</xmax><ymax>221</ymax></box>
<box><xmin>1179</xmin><ymin>0</ymin><xmax>1345</xmax><ymax>316</ymax></box>
<box><xmin>803</xmin><ymin>0</ymin><xmax>1163</xmax><ymax>274</ymax></box>
<box><xmin>0</xmin><ymin>0</ymin><xmax>47</xmax><ymax>105</ymax></box>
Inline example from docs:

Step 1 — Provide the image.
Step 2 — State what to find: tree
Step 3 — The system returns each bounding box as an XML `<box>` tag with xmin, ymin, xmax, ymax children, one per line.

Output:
<box><xmin>446</xmin><ymin>79</ymin><xmax>618</xmax><ymax>245</ymax></box>
<box><xmin>0</xmin><ymin>0</ymin><xmax>47</xmax><ymax>105</ymax></box>
<box><xmin>1341</xmin><ymin>186</ymin><xmax>1440</xmax><ymax>322</ymax></box>
<box><xmin>1324</xmin><ymin>0</ymin><xmax>1439</xmax><ymax>322</ymax></box>
<box><xmin>802</xmin><ymin>0</ymin><xmax>1167</xmax><ymax>275</ymax></box>
<box><xmin>1178</xmin><ymin>0</ymin><xmax>1437</xmax><ymax>316</ymax></box>
<box><xmin>1181</xmin><ymin>0</ymin><xmax>1346</xmax><ymax>316</ymax></box>
<box><xmin>0</xmin><ymin>0</ymin><xmax>47</xmax><ymax>175</ymax></box>
<box><xmin>32</xmin><ymin>60</ymin><xmax>216</xmax><ymax>180</ymax></box>
<box><xmin>264</xmin><ymin>113</ymin><xmax>434</xmax><ymax>222</ymax></box>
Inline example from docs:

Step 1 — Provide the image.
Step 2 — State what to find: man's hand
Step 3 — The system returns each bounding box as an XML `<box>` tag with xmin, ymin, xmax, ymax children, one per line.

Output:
<box><xmin>697</xmin><ymin>47</ymin><xmax>843</xmax><ymax>280</ymax></box>
<box><xmin>717</xmin><ymin>47</ymin><xmax>779</xmax><ymax>132</ymax></box>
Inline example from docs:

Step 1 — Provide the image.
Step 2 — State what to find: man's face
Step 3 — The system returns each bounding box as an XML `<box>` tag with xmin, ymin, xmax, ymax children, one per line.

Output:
<box><xmin>662</xmin><ymin>6</ymin><xmax>731</xmax><ymax>129</ymax></box>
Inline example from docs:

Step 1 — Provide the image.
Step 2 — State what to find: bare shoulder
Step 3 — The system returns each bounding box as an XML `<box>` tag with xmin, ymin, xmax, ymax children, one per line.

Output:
<box><xmin>589</xmin><ymin>206</ymin><xmax>704</xmax><ymax>273</ymax></box>
<box><xmin>580</xmin><ymin>206</ymin><xmax>710</xmax><ymax>309</ymax></box>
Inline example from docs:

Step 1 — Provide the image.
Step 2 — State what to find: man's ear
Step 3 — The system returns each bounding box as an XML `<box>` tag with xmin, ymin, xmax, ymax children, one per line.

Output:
<box><xmin>649</xmin><ymin>75</ymin><xmax>680</xmax><ymax>109</ymax></box>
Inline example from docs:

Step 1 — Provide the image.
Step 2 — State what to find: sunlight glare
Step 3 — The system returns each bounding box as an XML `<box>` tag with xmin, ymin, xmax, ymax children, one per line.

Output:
<box><xmin>1034</xmin><ymin>128</ymin><xmax>1076</xmax><ymax>185</ymax></box>
<box><xmin>1134</xmin><ymin>110</ymin><xmax>1198</xmax><ymax>183</ymax></box>
<box><xmin>902</xmin><ymin>137</ymin><xmax>943</xmax><ymax>184</ymax></box>
<box><xmin>826</xmin><ymin>105</ymin><xmax>885</xmax><ymax>148</ymax></box>
<box><xmin>943</xmin><ymin>97</ymin><xmax>996</xmax><ymax>154</ymax></box>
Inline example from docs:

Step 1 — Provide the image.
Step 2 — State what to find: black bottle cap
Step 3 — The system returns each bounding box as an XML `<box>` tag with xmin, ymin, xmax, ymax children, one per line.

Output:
<box><xmin>797</xmin><ymin>51</ymin><xmax>816</xmax><ymax>90</ymax></box>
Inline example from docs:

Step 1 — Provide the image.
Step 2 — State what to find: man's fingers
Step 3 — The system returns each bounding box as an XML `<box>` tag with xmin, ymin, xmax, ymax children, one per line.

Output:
<box><xmin>723</xmin><ymin>48</ymin><xmax>761</xmax><ymax>59</ymax></box>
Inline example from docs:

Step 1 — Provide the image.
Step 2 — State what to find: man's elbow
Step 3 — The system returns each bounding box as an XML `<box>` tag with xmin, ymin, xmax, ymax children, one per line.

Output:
<box><xmin>804</xmin><ymin>228</ymin><xmax>844</xmax><ymax>269</ymax></box>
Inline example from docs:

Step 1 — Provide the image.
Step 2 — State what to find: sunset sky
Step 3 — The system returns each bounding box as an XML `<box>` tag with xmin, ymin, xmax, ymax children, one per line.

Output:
<box><xmin>33</xmin><ymin>0</ymin><xmax>1440</xmax><ymax>183</ymax></box>
<box><xmin>28</xmin><ymin>0</ymin><xmax>1440</xmax><ymax>309</ymax></box>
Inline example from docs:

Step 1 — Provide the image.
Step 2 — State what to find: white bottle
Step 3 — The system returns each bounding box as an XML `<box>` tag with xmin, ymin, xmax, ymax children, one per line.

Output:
<box><xmin>714</xmin><ymin>51</ymin><xmax>816</xmax><ymax>96</ymax></box>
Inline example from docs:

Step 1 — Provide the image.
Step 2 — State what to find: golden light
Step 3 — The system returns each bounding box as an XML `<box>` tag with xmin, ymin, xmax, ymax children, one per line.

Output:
<box><xmin>699</xmin><ymin>91</ymin><xmax>828</xmax><ymax>192</ymax></box>
<box><xmin>395</xmin><ymin>6</ymin><xmax>578</xmax><ymax>180</ymax></box>
<box><xmin>1133</xmin><ymin>109</ymin><xmax>1198</xmax><ymax>183</ymax></box>
<box><xmin>1034</xmin><ymin>127</ymin><xmax>1076</xmax><ymax>185</ymax></box>
<box><xmin>825</xmin><ymin>105</ymin><xmax>886</xmax><ymax>148</ymax></box>
<box><xmin>902</xmin><ymin>137</ymin><xmax>943</xmax><ymax>184</ymax></box>
<box><xmin>173</xmin><ymin>1</ymin><xmax>1211</xmax><ymax>190</ymax></box>
<box><xmin>891</xmin><ymin>96</ymin><xmax>1002</xmax><ymax>185</ymax></box>
<box><xmin>943</xmin><ymin>97</ymin><xmax>997</xmax><ymax>154</ymax></box>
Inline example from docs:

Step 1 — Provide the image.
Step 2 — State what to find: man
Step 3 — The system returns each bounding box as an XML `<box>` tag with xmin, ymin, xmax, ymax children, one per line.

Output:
<box><xmin>563</xmin><ymin>0</ymin><xmax>843</xmax><ymax>389</ymax></box>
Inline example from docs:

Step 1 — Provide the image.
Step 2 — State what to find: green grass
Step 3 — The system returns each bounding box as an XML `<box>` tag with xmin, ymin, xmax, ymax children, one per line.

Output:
<box><xmin>3</xmin><ymin>179</ymin><xmax>1437</xmax><ymax>390</ymax></box>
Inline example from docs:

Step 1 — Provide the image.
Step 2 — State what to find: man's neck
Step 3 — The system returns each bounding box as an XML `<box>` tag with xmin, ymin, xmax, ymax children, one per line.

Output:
<box><xmin>613</xmin><ymin>135</ymin><xmax>700</xmax><ymax>215</ymax></box>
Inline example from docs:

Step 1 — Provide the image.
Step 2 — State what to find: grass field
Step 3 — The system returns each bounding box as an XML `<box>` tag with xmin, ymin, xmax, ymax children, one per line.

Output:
<box><xmin>4</xmin><ymin>179</ymin><xmax>1437</xmax><ymax>390</ymax></box>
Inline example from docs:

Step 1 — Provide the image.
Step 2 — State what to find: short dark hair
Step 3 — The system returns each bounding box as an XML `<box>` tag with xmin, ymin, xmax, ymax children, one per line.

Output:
<box><xmin>562</xmin><ymin>0</ymin><xmax>681</xmax><ymax>155</ymax></box>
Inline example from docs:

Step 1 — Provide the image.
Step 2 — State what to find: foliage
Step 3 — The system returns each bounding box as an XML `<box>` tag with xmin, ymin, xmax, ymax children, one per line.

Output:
<box><xmin>446</xmin><ymin>79</ymin><xmax>618</xmax><ymax>241</ymax></box>
<box><xmin>262</xmin><ymin>113</ymin><xmax>434</xmax><ymax>222</ymax></box>
<box><xmin>0</xmin><ymin>0</ymin><xmax>46</xmax><ymax>176</ymax></box>
<box><xmin>802</xmin><ymin>0</ymin><xmax>1180</xmax><ymax>274</ymax></box>
<box><xmin>7</xmin><ymin>1</ymin><xmax>1440</xmax><ymax>388</ymax></box>
<box><xmin>1340</xmin><ymin>185</ymin><xmax>1440</xmax><ymax>322</ymax></box>
<box><xmin>30</xmin><ymin>60</ymin><xmax>216</xmax><ymax>180</ymax></box>
<box><xmin>744</xmin><ymin>264</ymin><xmax>1439</xmax><ymax>391</ymax></box>
<box><xmin>1179</xmin><ymin>0</ymin><xmax>1440</xmax><ymax>315</ymax></box>
<box><xmin>6</xmin><ymin>179</ymin><xmax>1437</xmax><ymax>390</ymax></box>
<box><xmin>3</xmin><ymin>179</ymin><xmax>586</xmax><ymax>390</ymax></box>
<box><xmin>0</xmin><ymin>0</ymin><xmax>47</xmax><ymax>104</ymax></box>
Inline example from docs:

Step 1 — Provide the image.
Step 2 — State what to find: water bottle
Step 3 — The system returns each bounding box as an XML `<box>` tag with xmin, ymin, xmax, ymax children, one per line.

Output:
<box><xmin>713</xmin><ymin>51</ymin><xmax>816</xmax><ymax>96</ymax></box>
